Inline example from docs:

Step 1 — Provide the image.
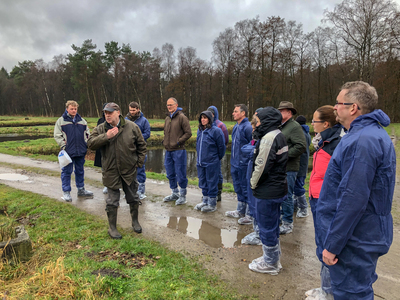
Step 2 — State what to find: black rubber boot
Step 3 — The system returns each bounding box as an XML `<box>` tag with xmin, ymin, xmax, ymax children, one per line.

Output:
<box><xmin>129</xmin><ymin>202</ymin><xmax>142</xmax><ymax>233</ymax></box>
<box><xmin>217</xmin><ymin>183</ymin><xmax>223</xmax><ymax>202</ymax></box>
<box><xmin>106</xmin><ymin>206</ymin><xmax>122</xmax><ymax>239</ymax></box>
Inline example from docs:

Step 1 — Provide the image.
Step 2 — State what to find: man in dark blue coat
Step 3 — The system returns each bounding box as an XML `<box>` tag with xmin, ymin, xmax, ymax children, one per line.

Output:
<box><xmin>317</xmin><ymin>81</ymin><xmax>396</xmax><ymax>299</ymax></box>
<box><xmin>225</xmin><ymin>104</ymin><xmax>253</xmax><ymax>220</ymax></box>
<box><xmin>54</xmin><ymin>100</ymin><xmax>93</xmax><ymax>202</ymax></box>
<box><xmin>126</xmin><ymin>101</ymin><xmax>151</xmax><ymax>200</ymax></box>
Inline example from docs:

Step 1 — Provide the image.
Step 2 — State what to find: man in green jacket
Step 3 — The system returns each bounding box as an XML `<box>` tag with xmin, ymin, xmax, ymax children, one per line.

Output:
<box><xmin>277</xmin><ymin>101</ymin><xmax>306</xmax><ymax>234</ymax></box>
<box><xmin>87</xmin><ymin>103</ymin><xmax>147</xmax><ymax>239</ymax></box>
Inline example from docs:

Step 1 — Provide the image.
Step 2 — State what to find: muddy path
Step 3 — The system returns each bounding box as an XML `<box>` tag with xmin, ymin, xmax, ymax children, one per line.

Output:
<box><xmin>0</xmin><ymin>153</ymin><xmax>399</xmax><ymax>299</ymax></box>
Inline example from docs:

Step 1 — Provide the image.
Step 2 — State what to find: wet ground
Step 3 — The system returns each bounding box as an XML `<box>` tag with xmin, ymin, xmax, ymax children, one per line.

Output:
<box><xmin>0</xmin><ymin>153</ymin><xmax>399</xmax><ymax>299</ymax></box>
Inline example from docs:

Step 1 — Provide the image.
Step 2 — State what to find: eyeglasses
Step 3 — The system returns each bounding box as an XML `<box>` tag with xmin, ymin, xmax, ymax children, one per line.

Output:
<box><xmin>166</xmin><ymin>104</ymin><xmax>176</xmax><ymax>107</ymax></box>
<box><xmin>335</xmin><ymin>101</ymin><xmax>353</xmax><ymax>106</ymax></box>
<box><xmin>335</xmin><ymin>101</ymin><xmax>361</xmax><ymax>110</ymax></box>
<box><xmin>311</xmin><ymin>120</ymin><xmax>324</xmax><ymax>124</ymax></box>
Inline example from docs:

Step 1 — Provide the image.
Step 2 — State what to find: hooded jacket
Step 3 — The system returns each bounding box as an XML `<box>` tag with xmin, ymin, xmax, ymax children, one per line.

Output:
<box><xmin>280</xmin><ymin>118</ymin><xmax>307</xmax><ymax>172</ymax></box>
<box><xmin>208</xmin><ymin>106</ymin><xmax>229</xmax><ymax>145</ymax></box>
<box><xmin>54</xmin><ymin>110</ymin><xmax>90</xmax><ymax>158</ymax></box>
<box><xmin>125</xmin><ymin>111</ymin><xmax>151</xmax><ymax>141</ymax></box>
<box><xmin>163</xmin><ymin>107</ymin><xmax>192</xmax><ymax>151</ymax></box>
<box><xmin>250</xmin><ymin>107</ymin><xmax>288</xmax><ymax>199</ymax></box>
<box><xmin>316</xmin><ymin>109</ymin><xmax>395</xmax><ymax>261</ymax></box>
<box><xmin>231</xmin><ymin>117</ymin><xmax>253</xmax><ymax>167</ymax></box>
<box><xmin>309</xmin><ymin>124</ymin><xmax>343</xmax><ymax>198</ymax></box>
<box><xmin>87</xmin><ymin>116</ymin><xmax>147</xmax><ymax>190</ymax></box>
<box><xmin>196</xmin><ymin>111</ymin><xmax>226</xmax><ymax>167</ymax></box>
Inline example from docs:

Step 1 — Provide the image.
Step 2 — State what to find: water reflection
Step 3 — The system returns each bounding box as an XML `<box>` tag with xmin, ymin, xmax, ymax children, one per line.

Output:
<box><xmin>146</xmin><ymin>149</ymin><xmax>232</xmax><ymax>183</ymax></box>
<box><xmin>166</xmin><ymin>216</ymin><xmax>246</xmax><ymax>248</ymax></box>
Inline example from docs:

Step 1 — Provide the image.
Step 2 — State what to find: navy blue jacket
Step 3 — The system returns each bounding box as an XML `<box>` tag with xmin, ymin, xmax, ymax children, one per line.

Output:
<box><xmin>196</xmin><ymin>113</ymin><xmax>226</xmax><ymax>167</ymax></box>
<box><xmin>231</xmin><ymin>118</ymin><xmax>253</xmax><ymax>167</ymax></box>
<box><xmin>125</xmin><ymin>112</ymin><xmax>151</xmax><ymax>141</ymax></box>
<box><xmin>316</xmin><ymin>109</ymin><xmax>395</xmax><ymax>260</ymax></box>
<box><xmin>54</xmin><ymin>110</ymin><xmax>89</xmax><ymax>158</ymax></box>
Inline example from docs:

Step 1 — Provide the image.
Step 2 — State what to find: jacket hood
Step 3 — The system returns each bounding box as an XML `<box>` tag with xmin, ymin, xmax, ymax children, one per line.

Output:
<box><xmin>301</xmin><ymin>124</ymin><xmax>310</xmax><ymax>133</ymax></box>
<box><xmin>167</xmin><ymin>107</ymin><xmax>183</xmax><ymax>118</ymax></box>
<box><xmin>352</xmin><ymin>109</ymin><xmax>390</xmax><ymax>128</ymax></box>
<box><xmin>253</xmin><ymin>107</ymin><xmax>282</xmax><ymax>139</ymax></box>
<box><xmin>208</xmin><ymin>105</ymin><xmax>219</xmax><ymax>122</ymax></box>
<box><xmin>199</xmin><ymin>110</ymin><xmax>214</xmax><ymax>127</ymax></box>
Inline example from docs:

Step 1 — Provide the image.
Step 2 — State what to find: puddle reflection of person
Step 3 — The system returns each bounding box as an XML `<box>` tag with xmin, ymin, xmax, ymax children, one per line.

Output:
<box><xmin>198</xmin><ymin>221</ymin><xmax>222</xmax><ymax>248</ymax></box>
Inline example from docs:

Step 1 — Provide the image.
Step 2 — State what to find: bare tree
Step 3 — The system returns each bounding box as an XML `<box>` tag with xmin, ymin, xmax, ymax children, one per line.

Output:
<box><xmin>324</xmin><ymin>0</ymin><xmax>397</xmax><ymax>82</ymax></box>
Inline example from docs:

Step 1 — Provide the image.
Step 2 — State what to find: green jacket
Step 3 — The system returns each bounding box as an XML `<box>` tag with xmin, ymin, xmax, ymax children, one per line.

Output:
<box><xmin>87</xmin><ymin>116</ymin><xmax>147</xmax><ymax>189</ymax></box>
<box><xmin>280</xmin><ymin>118</ymin><xmax>306</xmax><ymax>172</ymax></box>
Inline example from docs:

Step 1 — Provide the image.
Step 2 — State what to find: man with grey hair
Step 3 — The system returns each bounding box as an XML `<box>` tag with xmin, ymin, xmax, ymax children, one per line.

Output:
<box><xmin>162</xmin><ymin>97</ymin><xmax>192</xmax><ymax>205</ymax></box>
<box><xmin>314</xmin><ymin>81</ymin><xmax>395</xmax><ymax>299</ymax></box>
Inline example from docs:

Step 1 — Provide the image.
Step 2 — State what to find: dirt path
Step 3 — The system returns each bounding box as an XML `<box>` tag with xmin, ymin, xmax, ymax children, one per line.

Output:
<box><xmin>0</xmin><ymin>153</ymin><xmax>399</xmax><ymax>299</ymax></box>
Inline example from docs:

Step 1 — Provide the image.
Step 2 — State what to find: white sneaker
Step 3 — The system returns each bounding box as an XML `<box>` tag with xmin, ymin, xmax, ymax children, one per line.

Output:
<box><xmin>139</xmin><ymin>193</ymin><xmax>147</xmax><ymax>200</ymax></box>
<box><xmin>103</xmin><ymin>187</ymin><xmax>108</xmax><ymax>194</ymax></box>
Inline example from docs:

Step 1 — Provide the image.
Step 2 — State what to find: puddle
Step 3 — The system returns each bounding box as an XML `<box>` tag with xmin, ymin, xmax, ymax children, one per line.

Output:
<box><xmin>163</xmin><ymin>216</ymin><xmax>247</xmax><ymax>248</ymax></box>
<box><xmin>0</xmin><ymin>173</ymin><xmax>29</xmax><ymax>181</ymax></box>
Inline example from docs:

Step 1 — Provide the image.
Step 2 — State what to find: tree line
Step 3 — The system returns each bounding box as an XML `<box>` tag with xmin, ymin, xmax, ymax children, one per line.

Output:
<box><xmin>1</xmin><ymin>0</ymin><xmax>400</xmax><ymax>121</ymax></box>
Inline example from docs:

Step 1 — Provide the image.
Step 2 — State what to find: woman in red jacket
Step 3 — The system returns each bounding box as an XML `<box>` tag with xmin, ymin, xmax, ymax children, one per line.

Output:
<box><xmin>306</xmin><ymin>105</ymin><xmax>343</xmax><ymax>299</ymax></box>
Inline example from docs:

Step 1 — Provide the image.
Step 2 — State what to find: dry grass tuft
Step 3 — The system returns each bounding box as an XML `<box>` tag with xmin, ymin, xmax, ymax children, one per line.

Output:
<box><xmin>0</xmin><ymin>256</ymin><xmax>96</xmax><ymax>299</ymax></box>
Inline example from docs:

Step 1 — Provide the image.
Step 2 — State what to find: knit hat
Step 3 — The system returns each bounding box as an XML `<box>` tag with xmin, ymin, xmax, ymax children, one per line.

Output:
<box><xmin>296</xmin><ymin>115</ymin><xmax>306</xmax><ymax>125</ymax></box>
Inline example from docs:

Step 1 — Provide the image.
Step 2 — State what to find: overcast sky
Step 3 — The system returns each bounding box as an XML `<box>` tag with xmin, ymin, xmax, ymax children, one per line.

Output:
<box><xmin>1</xmin><ymin>0</ymin><xmax>399</xmax><ymax>72</ymax></box>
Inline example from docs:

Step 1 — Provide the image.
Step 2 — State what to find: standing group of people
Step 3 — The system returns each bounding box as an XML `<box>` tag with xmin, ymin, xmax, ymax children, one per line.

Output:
<box><xmin>54</xmin><ymin>80</ymin><xmax>395</xmax><ymax>300</ymax></box>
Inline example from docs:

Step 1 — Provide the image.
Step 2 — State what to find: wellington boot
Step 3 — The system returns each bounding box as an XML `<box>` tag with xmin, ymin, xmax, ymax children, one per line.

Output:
<box><xmin>129</xmin><ymin>202</ymin><xmax>142</xmax><ymax>233</ymax></box>
<box><xmin>106</xmin><ymin>206</ymin><xmax>122</xmax><ymax>239</ymax></box>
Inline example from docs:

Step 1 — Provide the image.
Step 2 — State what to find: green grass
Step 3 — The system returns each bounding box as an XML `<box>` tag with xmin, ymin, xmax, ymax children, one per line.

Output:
<box><xmin>0</xmin><ymin>184</ymin><xmax>239</xmax><ymax>299</ymax></box>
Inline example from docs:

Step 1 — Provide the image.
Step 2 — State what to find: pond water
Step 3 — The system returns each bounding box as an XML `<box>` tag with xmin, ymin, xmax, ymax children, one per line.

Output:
<box><xmin>0</xmin><ymin>134</ymin><xmax>49</xmax><ymax>142</ymax></box>
<box><xmin>146</xmin><ymin>149</ymin><xmax>232</xmax><ymax>183</ymax></box>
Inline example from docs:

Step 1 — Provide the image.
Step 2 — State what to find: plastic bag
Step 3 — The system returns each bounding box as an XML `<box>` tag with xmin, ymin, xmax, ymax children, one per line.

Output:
<box><xmin>58</xmin><ymin>149</ymin><xmax>72</xmax><ymax>168</ymax></box>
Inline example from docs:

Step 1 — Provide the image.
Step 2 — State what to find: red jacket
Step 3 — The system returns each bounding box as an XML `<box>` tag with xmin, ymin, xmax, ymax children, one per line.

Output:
<box><xmin>309</xmin><ymin>125</ymin><xmax>343</xmax><ymax>198</ymax></box>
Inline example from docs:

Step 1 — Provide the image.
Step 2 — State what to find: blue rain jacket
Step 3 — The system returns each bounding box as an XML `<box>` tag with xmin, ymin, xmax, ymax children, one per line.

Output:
<box><xmin>125</xmin><ymin>112</ymin><xmax>151</xmax><ymax>141</ymax></box>
<box><xmin>208</xmin><ymin>105</ymin><xmax>229</xmax><ymax>145</ymax></box>
<box><xmin>316</xmin><ymin>109</ymin><xmax>395</xmax><ymax>297</ymax></box>
<box><xmin>196</xmin><ymin>121</ymin><xmax>226</xmax><ymax>167</ymax></box>
<box><xmin>231</xmin><ymin>118</ymin><xmax>253</xmax><ymax>167</ymax></box>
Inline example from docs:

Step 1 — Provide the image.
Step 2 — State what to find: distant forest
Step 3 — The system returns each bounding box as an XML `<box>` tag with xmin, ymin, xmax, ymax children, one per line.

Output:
<box><xmin>1</xmin><ymin>0</ymin><xmax>400</xmax><ymax>121</ymax></box>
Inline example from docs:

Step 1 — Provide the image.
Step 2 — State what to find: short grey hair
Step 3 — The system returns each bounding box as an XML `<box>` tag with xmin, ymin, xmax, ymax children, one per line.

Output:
<box><xmin>168</xmin><ymin>97</ymin><xmax>178</xmax><ymax>105</ymax></box>
<box><xmin>341</xmin><ymin>81</ymin><xmax>378</xmax><ymax>114</ymax></box>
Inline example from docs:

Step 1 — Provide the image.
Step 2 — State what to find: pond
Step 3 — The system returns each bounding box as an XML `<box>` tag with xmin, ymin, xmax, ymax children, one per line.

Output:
<box><xmin>0</xmin><ymin>134</ymin><xmax>49</xmax><ymax>142</ymax></box>
<box><xmin>146</xmin><ymin>148</ymin><xmax>233</xmax><ymax>183</ymax></box>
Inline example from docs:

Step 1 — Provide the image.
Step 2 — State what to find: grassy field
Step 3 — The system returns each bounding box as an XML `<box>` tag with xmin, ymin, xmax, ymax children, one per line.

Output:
<box><xmin>0</xmin><ymin>185</ymin><xmax>240</xmax><ymax>299</ymax></box>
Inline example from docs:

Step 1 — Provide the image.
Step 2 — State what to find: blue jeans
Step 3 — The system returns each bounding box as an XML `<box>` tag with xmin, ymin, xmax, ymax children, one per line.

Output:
<box><xmin>294</xmin><ymin>175</ymin><xmax>306</xmax><ymax>196</ymax></box>
<box><xmin>281</xmin><ymin>171</ymin><xmax>297</xmax><ymax>223</ymax></box>
<box><xmin>164</xmin><ymin>150</ymin><xmax>188</xmax><ymax>190</ymax></box>
<box><xmin>61</xmin><ymin>155</ymin><xmax>85</xmax><ymax>192</ymax></box>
